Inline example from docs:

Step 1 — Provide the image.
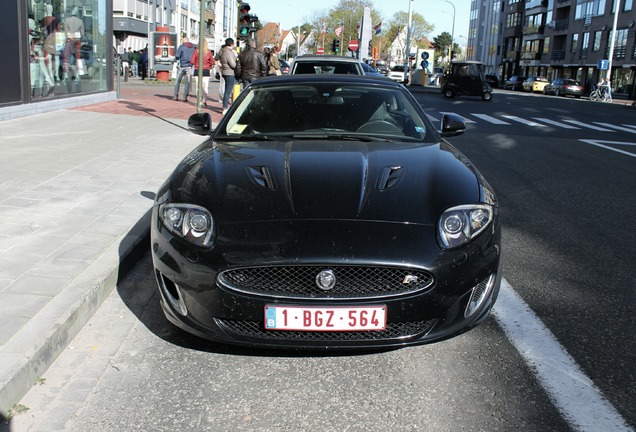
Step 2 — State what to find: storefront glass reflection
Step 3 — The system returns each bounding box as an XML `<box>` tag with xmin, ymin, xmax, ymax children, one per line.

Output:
<box><xmin>28</xmin><ymin>0</ymin><xmax>108</xmax><ymax>100</ymax></box>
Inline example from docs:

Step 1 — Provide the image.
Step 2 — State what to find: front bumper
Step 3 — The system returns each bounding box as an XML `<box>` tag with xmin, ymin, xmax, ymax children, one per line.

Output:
<box><xmin>151</xmin><ymin>214</ymin><xmax>502</xmax><ymax>350</ymax></box>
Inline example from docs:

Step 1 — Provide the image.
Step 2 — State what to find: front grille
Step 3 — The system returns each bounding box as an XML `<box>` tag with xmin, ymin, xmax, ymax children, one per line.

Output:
<box><xmin>216</xmin><ymin>319</ymin><xmax>437</xmax><ymax>342</ymax></box>
<box><xmin>218</xmin><ymin>266</ymin><xmax>434</xmax><ymax>299</ymax></box>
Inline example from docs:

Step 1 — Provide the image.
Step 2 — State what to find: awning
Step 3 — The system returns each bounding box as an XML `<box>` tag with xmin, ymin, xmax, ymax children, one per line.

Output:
<box><xmin>113</xmin><ymin>35</ymin><xmax>148</xmax><ymax>52</ymax></box>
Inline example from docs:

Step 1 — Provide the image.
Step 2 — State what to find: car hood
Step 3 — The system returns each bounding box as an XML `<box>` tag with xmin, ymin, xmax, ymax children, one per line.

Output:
<box><xmin>159</xmin><ymin>139</ymin><xmax>487</xmax><ymax>226</ymax></box>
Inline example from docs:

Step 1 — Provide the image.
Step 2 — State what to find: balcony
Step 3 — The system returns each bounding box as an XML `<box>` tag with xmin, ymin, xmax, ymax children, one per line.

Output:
<box><xmin>521</xmin><ymin>50</ymin><xmax>541</xmax><ymax>60</ymax></box>
<box><xmin>551</xmin><ymin>50</ymin><xmax>565</xmax><ymax>61</ymax></box>
<box><xmin>555</xmin><ymin>19</ymin><xmax>569</xmax><ymax>31</ymax></box>
<box><xmin>523</xmin><ymin>25</ymin><xmax>544</xmax><ymax>35</ymax></box>
<box><xmin>605</xmin><ymin>46</ymin><xmax>627</xmax><ymax>59</ymax></box>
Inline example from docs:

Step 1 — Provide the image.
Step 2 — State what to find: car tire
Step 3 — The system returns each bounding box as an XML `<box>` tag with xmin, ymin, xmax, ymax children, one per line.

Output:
<box><xmin>482</xmin><ymin>92</ymin><xmax>492</xmax><ymax>101</ymax></box>
<box><xmin>443</xmin><ymin>88</ymin><xmax>456</xmax><ymax>98</ymax></box>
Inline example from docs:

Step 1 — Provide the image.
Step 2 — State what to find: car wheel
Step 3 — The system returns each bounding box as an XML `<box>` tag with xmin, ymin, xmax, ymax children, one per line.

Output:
<box><xmin>443</xmin><ymin>88</ymin><xmax>456</xmax><ymax>98</ymax></box>
<box><xmin>482</xmin><ymin>92</ymin><xmax>492</xmax><ymax>101</ymax></box>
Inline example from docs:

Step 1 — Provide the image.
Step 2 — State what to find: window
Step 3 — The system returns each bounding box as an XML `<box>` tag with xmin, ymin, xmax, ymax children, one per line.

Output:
<box><xmin>593</xmin><ymin>31</ymin><xmax>602</xmax><ymax>51</ymax></box>
<box><xmin>571</xmin><ymin>33</ymin><xmax>579</xmax><ymax>52</ymax></box>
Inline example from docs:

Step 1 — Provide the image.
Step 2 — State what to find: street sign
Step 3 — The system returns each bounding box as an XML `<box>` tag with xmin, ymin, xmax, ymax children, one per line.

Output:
<box><xmin>598</xmin><ymin>59</ymin><xmax>609</xmax><ymax>70</ymax></box>
<box><xmin>421</xmin><ymin>51</ymin><xmax>429</xmax><ymax>60</ymax></box>
<box><xmin>317</xmin><ymin>47</ymin><xmax>325</xmax><ymax>55</ymax></box>
<box><xmin>348</xmin><ymin>40</ymin><xmax>359</xmax><ymax>51</ymax></box>
<box><xmin>421</xmin><ymin>60</ymin><xmax>429</xmax><ymax>69</ymax></box>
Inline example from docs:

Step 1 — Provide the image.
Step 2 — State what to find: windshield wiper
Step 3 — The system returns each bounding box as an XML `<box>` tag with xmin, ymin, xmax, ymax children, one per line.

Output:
<box><xmin>291</xmin><ymin>133</ymin><xmax>395</xmax><ymax>142</ymax></box>
<box><xmin>216</xmin><ymin>134</ymin><xmax>278</xmax><ymax>141</ymax></box>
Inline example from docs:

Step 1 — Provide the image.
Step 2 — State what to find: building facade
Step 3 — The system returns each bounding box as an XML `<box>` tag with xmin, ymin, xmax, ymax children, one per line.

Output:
<box><xmin>1</xmin><ymin>0</ymin><xmax>115</xmax><ymax>120</ymax></box>
<box><xmin>469</xmin><ymin>0</ymin><xmax>636</xmax><ymax>96</ymax></box>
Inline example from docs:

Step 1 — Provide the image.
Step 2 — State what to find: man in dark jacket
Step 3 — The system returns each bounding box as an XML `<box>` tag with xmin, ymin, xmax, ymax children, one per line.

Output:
<box><xmin>174</xmin><ymin>36</ymin><xmax>197</xmax><ymax>101</ymax></box>
<box><xmin>235</xmin><ymin>39</ymin><xmax>267</xmax><ymax>86</ymax></box>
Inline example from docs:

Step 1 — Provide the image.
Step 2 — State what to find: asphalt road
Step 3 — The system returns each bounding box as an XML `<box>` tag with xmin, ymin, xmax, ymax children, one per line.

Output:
<box><xmin>4</xmin><ymin>88</ymin><xmax>635</xmax><ymax>432</ymax></box>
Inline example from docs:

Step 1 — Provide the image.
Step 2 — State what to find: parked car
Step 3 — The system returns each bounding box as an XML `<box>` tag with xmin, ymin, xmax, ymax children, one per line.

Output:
<box><xmin>503</xmin><ymin>76</ymin><xmax>527</xmax><ymax>91</ymax></box>
<box><xmin>290</xmin><ymin>55</ymin><xmax>364</xmax><ymax>75</ymax></box>
<box><xmin>373</xmin><ymin>60</ymin><xmax>389</xmax><ymax>76</ymax></box>
<box><xmin>151</xmin><ymin>74</ymin><xmax>502</xmax><ymax>350</ymax></box>
<box><xmin>522</xmin><ymin>76</ymin><xmax>550</xmax><ymax>93</ymax></box>
<box><xmin>441</xmin><ymin>60</ymin><xmax>493</xmax><ymax>101</ymax></box>
<box><xmin>388</xmin><ymin>64</ymin><xmax>409</xmax><ymax>82</ymax></box>
<box><xmin>484</xmin><ymin>74</ymin><xmax>499</xmax><ymax>88</ymax></box>
<box><xmin>543</xmin><ymin>78</ymin><xmax>584</xmax><ymax>98</ymax></box>
<box><xmin>279</xmin><ymin>59</ymin><xmax>290</xmax><ymax>75</ymax></box>
<box><xmin>360</xmin><ymin>61</ymin><xmax>385</xmax><ymax>77</ymax></box>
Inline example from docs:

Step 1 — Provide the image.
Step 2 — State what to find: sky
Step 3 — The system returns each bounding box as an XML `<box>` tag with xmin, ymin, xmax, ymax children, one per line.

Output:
<box><xmin>249</xmin><ymin>0</ymin><xmax>471</xmax><ymax>45</ymax></box>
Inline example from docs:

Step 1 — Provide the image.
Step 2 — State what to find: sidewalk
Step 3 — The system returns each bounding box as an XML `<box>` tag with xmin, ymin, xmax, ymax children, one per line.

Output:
<box><xmin>0</xmin><ymin>78</ymin><xmax>224</xmax><ymax>418</ymax></box>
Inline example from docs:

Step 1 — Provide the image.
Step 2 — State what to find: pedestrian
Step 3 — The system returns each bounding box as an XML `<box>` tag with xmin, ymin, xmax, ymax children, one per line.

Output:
<box><xmin>131</xmin><ymin>50</ymin><xmax>140</xmax><ymax>77</ymax></box>
<box><xmin>220</xmin><ymin>38</ymin><xmax>238</xmax><ymax>115</ymax></box>
<box><xmin>190</xmin><ymin>38</ymin><xmax>214</xmax><ymax>107</ymax></box>
<box><xmin>139</xmin><ymin>48</ymin><xmax>148</xmax><ymax>80</ymax></box>
<box><xmin>173</xmin><ymin>36</ymin><xmax>196</xmax><ymax>102</ymax></box>
<box><xmin>120</xmin><ymin>48</ymin><xmax>130</xmax><ymax>77</ymax></box>
<box><xmin>235</xmin><ymin>38</ymin><xmax>267</xmax><ymax>87</ymax></box>
<box><xmin>268</xmin><ymin>46</ymin><xmax>281</xmax><ymax>76</ymax></box>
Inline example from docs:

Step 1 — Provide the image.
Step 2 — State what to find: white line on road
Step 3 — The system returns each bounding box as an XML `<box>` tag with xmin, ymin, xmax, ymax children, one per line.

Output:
<box><xmin>471</xmin><ymin>113</ymin><xmax>511</xmax><ymax>125</ymax></box>
<box><xmin>493</xmin><ymin>279</ymin><xmax>633</xmax><ymax>432</ymax></box>
<box><xmin>532</xmin><ymin>118</ymin><xmax>580</xmax><ymax>129</ymax></box>
<box><xmin>501</xmin><ymin>115</ymin><xmax>547</xmax><ymax>127</ymax></box>
<box><xmin>563</xmin><ymin>120</ymin><xmax>614</xmax><ymax>131</ymax></box>
<box><xmin>594</xmin><ymin>122</ymin><xmax>636</xmax><ymax>133</ymax></box>
<box><xmin>579</xmin><ymin>139</ymin><xmax>636</xmax><ymax>158</ymax></box>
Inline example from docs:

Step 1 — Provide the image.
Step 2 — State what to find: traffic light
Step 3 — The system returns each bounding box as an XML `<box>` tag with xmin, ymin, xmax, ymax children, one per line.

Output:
<box><xmin>334</xmin><ymin>39</ymin><xmax>340</xmax><ymax>53</ymax></box>
<box><xmin>239</xmin><ymin>2</ymin><xmax>251</xmax><ymax>39</ymax></box>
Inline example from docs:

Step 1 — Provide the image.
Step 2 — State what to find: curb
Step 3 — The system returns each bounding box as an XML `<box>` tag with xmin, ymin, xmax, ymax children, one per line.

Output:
<box><xmin>0</xmin><ymin>211</ymin><xmax>151</xmax><ymax>417</ymax></box>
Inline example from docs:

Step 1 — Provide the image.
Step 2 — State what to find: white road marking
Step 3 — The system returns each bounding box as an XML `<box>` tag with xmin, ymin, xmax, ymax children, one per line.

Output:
<box><xmin>532</xmin><ymin>118</ymin><xmax>580</xmax><ymax>129</ymax></box>
<box><xmin>493</xmin><ymin>280</ymin><xmax>633</xmax><ymax>432</ymax></box>
<box><xmin>593</xmin><ymin>122</ymin><xmax>636</xmax><ymax>133</ymax></box>
<box><xmin>563</xmin><ymin>120</ymin><xmax>614</xmax><ymax>131</ymax></box>
<box><xmin>471</xmin><ymin>113</ymin><xmax>511</xmax><ymax>124</ymax></box>
<box><xmin>579</xmin><ymin>139</ymin><xmax>636</xmax><ymax>157</ymax></box>
<box><xmin>501</xmin><ymin>115</ymin><xmax>547</xmax><ymax>127</ymax></box>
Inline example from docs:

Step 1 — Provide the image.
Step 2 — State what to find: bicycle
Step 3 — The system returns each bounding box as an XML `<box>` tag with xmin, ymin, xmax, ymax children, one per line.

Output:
<box><xmin>589</xmin><ymin>84</ymin><xmax>612</xmax><ymax>102</ymax></box>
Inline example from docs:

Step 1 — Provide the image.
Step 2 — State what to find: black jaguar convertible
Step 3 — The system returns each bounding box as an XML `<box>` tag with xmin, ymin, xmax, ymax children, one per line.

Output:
<box><xmin>150</xmin><ymin>75</ymin><xmax>502</xmax><ymax>350</ymax></box>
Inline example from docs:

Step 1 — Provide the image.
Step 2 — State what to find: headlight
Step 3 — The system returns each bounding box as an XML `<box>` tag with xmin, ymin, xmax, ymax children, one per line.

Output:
<box><xmin>159</xmin><ymin>203</ymin><xmax>214</xmax><ymax>247</ymax></box>
<box><xmin>438</xmin><ymin>204</ymin><xmax>493</xmax><ymax>250</ymax></box>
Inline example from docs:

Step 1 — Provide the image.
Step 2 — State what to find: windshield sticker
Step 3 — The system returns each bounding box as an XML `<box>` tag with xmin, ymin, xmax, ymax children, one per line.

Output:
<box><xmin>228</xmin><ymin>124</ymin><xmax>248</xmax><ymax>134</ymax></box>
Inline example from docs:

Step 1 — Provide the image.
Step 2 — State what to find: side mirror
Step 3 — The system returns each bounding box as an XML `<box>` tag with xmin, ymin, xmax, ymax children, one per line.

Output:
<box><xmin>187</xmin><ymin>113</ymin><xmax>213</xmax><ymax>135</ymax></box>
<box><xmin>439</xmin><ymin>113</ymin><xmax>466</xmax><ymax>137</ymax></box>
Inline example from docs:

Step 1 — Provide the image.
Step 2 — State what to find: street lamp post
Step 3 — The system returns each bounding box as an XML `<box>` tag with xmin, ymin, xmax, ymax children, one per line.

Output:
<box><xmin>404</xmin><ymin>0</ymin><xmax>413</xmax><ymax>83</ymax></box>
<box><xmin>444</xmin><ymin>0</ymin><xmax>456</xmax><ymax>61</ymax></box>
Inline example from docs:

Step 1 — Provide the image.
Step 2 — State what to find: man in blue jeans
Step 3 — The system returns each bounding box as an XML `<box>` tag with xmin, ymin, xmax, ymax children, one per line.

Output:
<box><xmin>219</xmin><ymin>38</ymin><xmax>238</xmax><ymax>115</ymax></box>
<box><xmin>174</xmin><ymin>36</ymin><xmax>196</xmax><ymax>102</ymax></box>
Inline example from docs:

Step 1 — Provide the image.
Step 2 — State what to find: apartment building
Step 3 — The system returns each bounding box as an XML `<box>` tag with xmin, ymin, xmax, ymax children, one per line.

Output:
<box><xmin>469</xmin><ymin>0</ymin><xmax>636</xmax><ymax>96</ymax></box>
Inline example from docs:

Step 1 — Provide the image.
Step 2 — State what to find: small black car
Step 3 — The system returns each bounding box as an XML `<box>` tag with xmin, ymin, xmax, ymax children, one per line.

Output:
<box><xmin>151</xmin><ymin>75</ymin><xmax>502</xmax><ymax>350</ymax></box>
<box><xmin>441</xmin><ymin>61</ymin><xmax>493</xmax><ymax>101</ymax></box>
<box><xmin>503</xmin><ymin>76</ymin><xmax>527</xmax><ymax>91</ymax></box>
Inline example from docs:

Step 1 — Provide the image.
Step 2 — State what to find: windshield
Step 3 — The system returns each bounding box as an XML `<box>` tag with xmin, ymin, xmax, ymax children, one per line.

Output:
<box><xmin>218</xmin><ymin>83</ymin><xmax>431</xmax><ymax>142</ymax></box>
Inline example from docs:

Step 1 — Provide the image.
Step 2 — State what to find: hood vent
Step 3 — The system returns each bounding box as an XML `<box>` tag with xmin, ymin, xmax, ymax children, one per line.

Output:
<box><xmin>377</xmin><ymin>166</ymin><xmax>405</xmax><ymax>190</ymax></box>
<box><xmin>247</xmin><ymin>166</ymin><xmax>276</xmax><ymax>190</ymax></box>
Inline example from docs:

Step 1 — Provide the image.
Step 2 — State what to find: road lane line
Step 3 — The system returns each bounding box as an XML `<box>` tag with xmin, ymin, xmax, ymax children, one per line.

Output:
<box><xmin>579</xmin><ymin>139</ymin><xmax>636</xmax><ymax>158</ymax></box>
<box><xmin>532</xmin><ymin>118</ymin><xmax>580</xmax><ymax>129</ymax></box>
<box><xmin>493</xmin><ymin>279</ymin><xmax>633</xmax><ymax>432</ymax></box>
<box><xmin>501</xmin><ymin>115</ymin><xmax>547</xmax><ymax>127</ymax></box>
<box><xmin>594</xmin><ymin>123</ymin><xmax>636</xmax><ymax>133</ymax></box>
<box><xmin>471</xmin><ymin>113</ymin><xmax>511</xmax><ymax>125</ymax></box>
<box><xmin>563</xmin><ymin>120</ymin><xmax>614</xmax><ymax>131</ymax></box>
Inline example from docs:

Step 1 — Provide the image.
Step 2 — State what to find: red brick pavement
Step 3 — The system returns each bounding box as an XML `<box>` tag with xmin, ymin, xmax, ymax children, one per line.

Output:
<box><xmin>73</xmin><ymin>80</ymin><xmax>224</xmax><ymax>124</ymax></box>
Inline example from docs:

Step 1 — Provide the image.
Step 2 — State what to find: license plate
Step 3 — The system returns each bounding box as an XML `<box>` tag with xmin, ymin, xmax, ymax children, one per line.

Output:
<box><xmin>264</xmin><ymin>306</ymin><xmax>386</xmax><ymax>331</ymax></box>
